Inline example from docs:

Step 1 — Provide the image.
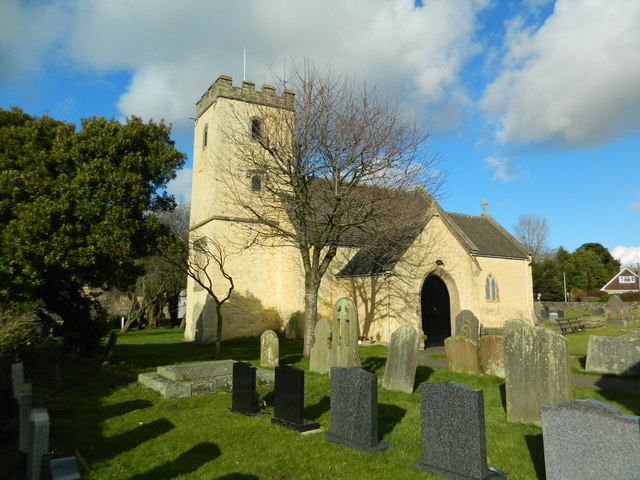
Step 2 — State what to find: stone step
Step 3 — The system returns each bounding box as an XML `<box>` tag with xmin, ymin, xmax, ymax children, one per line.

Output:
<box><xmin>138</xmin><ymin>372</ymin><xmax>191</xmax><ymax>399</ymax></box>
<box><xmin>158</xmin><ymin>360</ymin><xmax>237</xmax><ymax>381</ymax></box>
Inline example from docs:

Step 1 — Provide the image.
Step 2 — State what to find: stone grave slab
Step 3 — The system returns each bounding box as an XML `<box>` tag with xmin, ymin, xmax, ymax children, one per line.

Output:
<box><xmin>479</xmin><ymin>335</ymin><xmax>505</xmax><ymax>378</ymax></box>
<box><xmin>445</xmin><ymin>336</ymin><xmax>480</xmax><ymax>375</ymax></box>
<box><xmin>230</xmin><ymin>362</ymin><xmax>260</xmax><ymax>416</ymax></box>
<box><xmin>158</xmin><ymin>360</ymin><xmax>237</xmax><ymax>381</ymax></box>
<box><xmin>260</xmin><ymin>330</ymin><xmax>279</xmax><ymax>367</ymax></box>
<box><xmin>309</xmin><ymin>318</ymin><xmax>331</xmax><ymax>374</ymax></box>
<box><xmin>271</xmin><ymin>365</ymin><xmax>319</xmax><ymax>432</ymax></box>
<box><xmin>382</xmin><ymin>325</ymin><xmax>419</xmax><ymax>393</ymax></box>
<box><xmin>504</xmin><ymin>326</ymin><xmax>572</xmax><ymax>425</ymax></box>
<box><xmin>607</xmin><ymin>295</ymin><xmax>626</xmax><ymax>326</ymax></box>
<box><xmin>325</xmin><ymin>367</ymin><xmax>389</xmax><ymax>452</ymax></box>
<box><xmin>26</xmin><ymin>408</ymin><xmax>49</xmax><ymax>480</ymax></box>
<box><xmin>415</xmin><ymin>382</ymin><xmax>505</xmax><ymax>479</ymax></box>
<box><xmin>541</xmin><ymin>399</ymin><xmax>640</xmax><ymax>480</ymax></box>
<box><xmin>455</xmin><ymin>310</ymin><xmax>479</xmax><ymax>342</ymax></box>
<box><xmin>585</xmin><ymin>336</ymin><xmax>640</xmax><ymax>376</ymax></box>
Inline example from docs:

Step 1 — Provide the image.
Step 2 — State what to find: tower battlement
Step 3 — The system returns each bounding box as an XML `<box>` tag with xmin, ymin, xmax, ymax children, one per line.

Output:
<box><xmin>196</xmin><ymin>75</ymin><xmax>295</xmax><ymax>117</ymax></box>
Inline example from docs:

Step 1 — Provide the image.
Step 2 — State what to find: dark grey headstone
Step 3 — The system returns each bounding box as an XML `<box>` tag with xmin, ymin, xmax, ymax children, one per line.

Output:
<box><xmin>26</xmin><ymin>408</ymin><xmax>49</xmax><ymax>480</ymax></box>
<box><xmin>103</xmin><ymin>332</ymin><xmax>118</xmax><ymax>363</ymax></box>
<box><xmin>455</xmin><ymin>310</ymin><xmax>479</xmax><ymax>342</ymax></box>
<box><xmin>229</xmin><ymin>362</ymin><xmax>259</xmax><ymax>416</ymax></box>
<box><xmin>556</xmin><ymin>310</ymin><xmax>564</xmax><ymax>318</ymax></box>
<box><xmin>18</xmin><ymin>383</ymin><xmax>33</xmax><ymax>453</ymax></box>
<box><xmin>325</xmin><ymin>367</ymin><xmax>389</xmax><ymax>452</ymax></box>
<box><xmin>382</xmin><ymin>325</ymin><xmax>419</xmax><ymax>393</ymax></box>
<box><xmin>541</xmin><ymin>399</ymin><xmax>640</xmax><ymax>480</ymax></box>
<box><xmin>592</xmin><ymin>308</ymin><xmax>605</xmax><ymax>316</ymax></box>
<box><xmin>271</xmin><ymin>366</ymin><xmax>319</xmax><ymax>432</ymax></box>
<box><xmin>40</xmin><ymin>453</ymin><xmax>82</xmax><ymax>480</ymax></box>
<box><xmin>12</xmin><ymin>362</ymin><xmax>24</xmax><ymax>401</ymax></box>
<box><xmin>415</xmin><ymin>382</ymin><xmax>505</xmax><ymax>480</ymax></box>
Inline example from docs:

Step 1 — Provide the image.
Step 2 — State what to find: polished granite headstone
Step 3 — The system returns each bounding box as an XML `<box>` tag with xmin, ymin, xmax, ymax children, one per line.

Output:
<box><xmin>40</xmin><ymin>453</ymin><xmax>82</xmax><ymax>480</ymax></box>
<box><xmin>229</xmin><ymin>362</ymin><xmax>259</xmax><ymax>416</ymax></box>
<box><xmin>415</xmin><ymin>382</ymin><xmax>505</xmax><ymax>480</ymax></box>
<box><xmin>541</xmin><ymin>399</ymin><xmax>640</xmax><ymax>480</ymax></box>
<box><xmin>271</xmin><ymin>365</ymin><xmax>319</xmax><ymax>432</ymax></box>
<box><xmin>26</xmin><ymin>408</ymin><xmax>49</xmax><ymax>480</ymax></box>
<box><xmin>325</xmin><ymin>367</ymin><xmax>389</xmax><ymax>452</ymax></box>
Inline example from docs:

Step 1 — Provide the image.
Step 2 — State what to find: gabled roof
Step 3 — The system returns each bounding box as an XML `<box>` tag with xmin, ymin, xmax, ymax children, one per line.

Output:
<box><xmin>336</xmin><ymin>201</ymin><xmax>530</xmax><ymax>278</ymax></box>
<box><xmin>601</xmin><ymin>267</ymin><xmax>640</xmax><ymax>292</ymax></box>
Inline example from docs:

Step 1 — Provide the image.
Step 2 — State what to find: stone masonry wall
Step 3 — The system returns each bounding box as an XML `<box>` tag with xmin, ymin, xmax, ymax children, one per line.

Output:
<box><xmin>540</xmin><ymin>301</ymin><xmax>640</xmax><ymax>317</ymax></box>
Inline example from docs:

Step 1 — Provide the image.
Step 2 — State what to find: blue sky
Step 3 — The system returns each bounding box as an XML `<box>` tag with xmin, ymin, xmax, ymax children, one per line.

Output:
<box><xmin>1</xmin><ymin>0</ymin><xmax>639</xmax><ymax>265</ymax></box>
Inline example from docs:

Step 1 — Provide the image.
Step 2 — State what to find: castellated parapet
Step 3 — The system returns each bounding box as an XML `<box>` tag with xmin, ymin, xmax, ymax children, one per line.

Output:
<box><xmin>196</xmin><ymin>75</ymin><xmax>295</xmax><ymax>117</ymax></box>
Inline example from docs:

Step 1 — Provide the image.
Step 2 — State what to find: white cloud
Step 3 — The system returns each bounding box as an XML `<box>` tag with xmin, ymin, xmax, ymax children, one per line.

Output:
<box><xmin>2</xmin><ymin>0</ymin><xmax>490</xmax><ymax>131</ymax></box>
<box><xmin>483</xmin><ymin>156</ymin><xmax>520</xmax><ymax>182</ymax></box>
<box><xmin>165</xmin><ymin>167</ymin><xmax>193</xmax><ymax>204</ymax></box>
<box><xmin>632</xmin><ymin>194</ymin><xmax>640</xmax><ymax>211</ymax></box>
<box><xmin>482</xmin><ymin>1</ymin><xmax>640</xmax><ymax>147</ymax></box>
<box><xmin>611</xmin><ymin>246</ymin><xmax>640</xmax><ymax>267</ymax></box>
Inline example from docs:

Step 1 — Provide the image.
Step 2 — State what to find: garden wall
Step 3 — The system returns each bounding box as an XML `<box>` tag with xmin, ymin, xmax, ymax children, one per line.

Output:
<box><xmin>540</xmin><ymin>301</ymin><xmax>640</xmax><ymax>317</ymax></box>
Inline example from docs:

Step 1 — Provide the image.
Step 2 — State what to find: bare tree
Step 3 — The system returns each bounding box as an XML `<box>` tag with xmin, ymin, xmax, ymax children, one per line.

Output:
<box><xmin>220</xmin><ymin>64</ymin><xmax>442</xmax><ymax>356</ymax></box>
<box><xmin>513</xmin><ymin>213</ymin><xmax>550</xmax><ymax>258</ymax></box>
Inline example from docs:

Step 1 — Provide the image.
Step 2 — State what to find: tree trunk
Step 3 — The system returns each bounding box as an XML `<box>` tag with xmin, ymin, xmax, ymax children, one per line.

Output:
<box><xmin>303</xmin><ymin>286</ymin><xmax>319</xmax><ymax>357</ymax></box>
<box><xmin>214</xmin><ymin>303</ymin><xmax>223</xmax><ymax>359</ymax></box>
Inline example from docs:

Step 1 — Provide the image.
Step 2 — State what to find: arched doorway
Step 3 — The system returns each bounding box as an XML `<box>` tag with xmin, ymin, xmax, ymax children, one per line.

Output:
<box><xmin>421</xmin><ymin>275</ymin><xmax>451</xmax><ymax>346</ymax></box>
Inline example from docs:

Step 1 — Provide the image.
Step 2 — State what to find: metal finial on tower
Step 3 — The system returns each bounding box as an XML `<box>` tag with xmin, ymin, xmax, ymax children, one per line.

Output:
<box><xmin>480</xmin><ymin>200</ymin><xmax>488</xmax><ymax>214</ymax></box>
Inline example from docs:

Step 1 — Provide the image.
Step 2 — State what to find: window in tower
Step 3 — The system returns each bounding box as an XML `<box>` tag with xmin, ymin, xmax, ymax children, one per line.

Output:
<box><xmin>251</xmin><ymin>118</ymin><xmax>262</xmax><ymax>141</ymax></box>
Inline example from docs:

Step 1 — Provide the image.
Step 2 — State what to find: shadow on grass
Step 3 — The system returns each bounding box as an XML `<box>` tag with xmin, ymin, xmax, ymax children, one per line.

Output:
<box><xmin>280</xmin><ymin>354</ymin><xmax>303</xmax><ymax>365</ymax></box>
<box><xmin>413</xmin><ymin>365</ymin><xmax>435</xmax><ymax>389</ymax></box>
<box><xmin>305</xmin><ymin>395</ymin><xmax>330</xmax><ymax>421</ymax></box>
<box><xmin>99</xmin><ymin>399</ymin><xmax>153</xmax><ymax>418</ymax></box>
<box><xmin>215</xmin><ymin>475</ymin><xmax>259</xmax><ymax>480</ymax></box>
<box><xmin>104</xmin><ymin>418</ymin><xmax>175</xmax><ymax>458</ymax></box>
<box><xmin>361</xmin><ymin>356</ymin><xmax>386</xmax><ymax>375</ymax></box>
<box><xmin>525</xmin><ymin>434</ymin><xmax>546</xmax><ymax>480</ymax></box>
<box><xmin>499</xmin><ymin>383</ymin><xmax>507</xmax><ymax>413</ymax></box>
<box><xmin>128</xmin><ymin>442</ymin><xmax>221</xmax><ymax>480</ymax></box>
<box><xmin>378</xmin><ymin>403</ymin><xmax>407</xmax><ymax>437</ymax></box>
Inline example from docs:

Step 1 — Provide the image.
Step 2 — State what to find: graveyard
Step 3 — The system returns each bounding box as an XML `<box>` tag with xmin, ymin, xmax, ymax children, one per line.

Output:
<box><xmin>4</xmin><ymin>323</ymin><xmax>640</xmax><ymax>480</ymax></box>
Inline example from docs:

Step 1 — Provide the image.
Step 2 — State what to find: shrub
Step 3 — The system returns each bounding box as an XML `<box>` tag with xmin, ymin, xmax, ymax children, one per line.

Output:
<box><xmin>599</xmin><ymin>294</ymin><xmax>613</xmax><ymax>302</ymax></box>
<box><xmin>0</xmin><ymin>312</ymin><xmax>39</xmax><ymax>364</ymax></box>
<box><xmin>621</xmin><ymin>292</ymin><xmax>640</xmax><ymax>302</ymax></box>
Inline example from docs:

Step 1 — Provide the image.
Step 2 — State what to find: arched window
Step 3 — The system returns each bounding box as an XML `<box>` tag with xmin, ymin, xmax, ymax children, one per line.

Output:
<box><xmin>251</xmin><ymin>118</ymin><xmax>262</xmax><ymax>141</ymax></box>
<box><xmin>251</xmin><ymin>175</ymin><xmax>262</xmax><ymax>192</ymax></box>
<box><xmin>485</xmin><ymin>275</ymin><xmax>498</xmax><ymax>301</ymax></box>
<box><xmin>202</xmin><ymin>124</ymin><xmax>208</xmax><ymax>150</ymax></box>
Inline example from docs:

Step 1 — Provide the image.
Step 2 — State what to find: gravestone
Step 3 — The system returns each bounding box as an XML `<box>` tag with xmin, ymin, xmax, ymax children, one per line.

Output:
<box><xmin>585</xmin><ymin>336</ymin><xmax>640</xmax><ymax>376</ymax></box>
<box><xmin>607</xmin><ymin>295</ymin><xmax>626</xmax><ymax>326</ymax></box>
<box><xmin>260</xmin><ymin>330</ymin><xmax>279</xmax><ymax>367</ymax></box>
<box><xmin>26</xmin><ymin>408</ymin><xmax>49</xmax><ymax>480</ymax></box>
<box><xmin>549</xmin><ymin>312</ymin><xmax>558</xmax><ymax>323</ymax></box>
<box><xmin>18</xmin><ymin>383</ymin><xmax>33</xmax><ymax>453</ymax></box>
<box><xmin>478</xmin><ymin>335</ymin><xmax>505</xmax><ymax>378</ymax></box>
<box><xmin>592</xmin><ymin>307</ymin><xmax>605</xmax><ymax>316</ymax></box>
<box><xmin>271</xmin><ymin>365</ymin><xmax>319</xmax><ymax>432</ymax></box>
<box><xmin>325</xmin><ymin>367</ymin><xmax>389</xmax><ymax>452</ymax></box>
<box><xmin>382</xmin><ymin>325</ymin><xmax>419</xmax><ymax>393</ymax></box>
<box><xmin>41</xmin><ymin>453</ymin><xmax>82</xmax><ymax>480</ymax></box>
<box><xmin>309</xmin><ymin>317</ymin><xmax>331</xmax><ymax>374</ymax></box>
<box><xmin>455</xmin><ymin>309</ymin><xmax>479</xmax><ymax>343</ymax></box>
<box><xmin>541</xmin><ymin>399</ymin><xmax>640</xmax><ymax>480</ymax></box>
<box><xmin>330</xmin><ymin>297</ymin><xmax>360</xmax><ymax>368</ymax></box>
<box><xmin>229</xmin><ymin>362</ymin><xmax>259</xmax><ymax>416</ymax></box>
<box><xmin>415</xmin><ymin>382</ymin><xmax>505</xmax><ymax>479</ymax></box>
<box><xmin>103</xmin><ymin>332</ymin><xmax>118</xmax><ymax>363</ymax></box>
<box><xmin>556</xmin><ymin>310</ymin><xmax>564</xmax><ymax>318</ymax></box>
<box><xmin>444</xmin><ymin>335</ymin><xmax>480</xmax><ymax>375</ymax></box>
<box><xmin>504</xmin><ymin>326</ymin><xmax>572</xmax><ymax>425</ymax></box>
<box><xmin>12</xmin><ymin>362</ymin><xmax>24</xmax><ymax>401</ymax></box>
<box><xmin>503</xmin><ymin>319</ymin><xmax>527</xmax><ymax>335</ymax></box>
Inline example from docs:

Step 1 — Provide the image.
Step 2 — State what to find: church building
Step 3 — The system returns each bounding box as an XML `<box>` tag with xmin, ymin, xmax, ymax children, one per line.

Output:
<box><xmin>185</xmin><ymin>75</ymin><xmax>535</xmax><ymax>344</ymax></box>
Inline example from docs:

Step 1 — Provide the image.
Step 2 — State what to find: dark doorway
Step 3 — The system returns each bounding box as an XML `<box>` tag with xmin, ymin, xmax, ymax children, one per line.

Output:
<box><xmin>421</xmin><ymin>275</ymin><xmax>451</xmax><ymax>346</ymax></box>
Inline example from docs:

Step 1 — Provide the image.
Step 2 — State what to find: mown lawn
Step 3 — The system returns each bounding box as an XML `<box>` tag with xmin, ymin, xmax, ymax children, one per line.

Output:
<box><xmin>3</xmin><ymin>328</ymin><xmax>639</xmax><ymax>480</ymax></box>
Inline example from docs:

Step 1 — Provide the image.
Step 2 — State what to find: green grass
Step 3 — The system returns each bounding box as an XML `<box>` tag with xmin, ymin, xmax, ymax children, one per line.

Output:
<box><xmin>3</xmin><ymin>328</ymin><xmax>640</xmax><ymax>480</ymax></box>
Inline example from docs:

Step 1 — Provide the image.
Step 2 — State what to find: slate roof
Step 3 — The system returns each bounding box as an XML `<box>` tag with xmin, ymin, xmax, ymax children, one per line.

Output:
<box><xmin>336</xmin><ymin>205</ymin><xmax>530</xmax><ymax>278</ymax></box>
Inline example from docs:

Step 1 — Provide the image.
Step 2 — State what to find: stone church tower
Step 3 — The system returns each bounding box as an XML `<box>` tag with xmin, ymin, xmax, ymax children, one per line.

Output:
<box><xmin>185</xmin><ymin>76</ymin><xmax>302</xmax><ymax>343</ymax></box>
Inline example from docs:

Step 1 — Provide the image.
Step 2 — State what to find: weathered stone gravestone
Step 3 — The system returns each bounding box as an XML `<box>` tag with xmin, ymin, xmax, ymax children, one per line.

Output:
<box><xmin>26</xmin><ymin>408</ymin><xmax>49</xmax><ymax>480</ymax></box>
<box><xmin>585</xmin><ymin>336</ymin><xmax>640</xmax><ymax>376</ymax></box>
<box><xmin>445</xmin><ymin>335</ymin><xmax>480</xmax><ymax>375</ymax></box>
<box><xmin>229</xmin><ymin>362</ymin><xmax>259</xmax><ymax>416</ymax></box>
<box><xmin>415</xmin><ymin>382</ymin><xmax>505</xmax><ymax>479</ymax></box>
<box><xmin>455</xmin><ymin>309</ymin><xmax>479</xmax><ymax>342</ymax></box>
<box><xmin>504</xmin><ymin>326</ymin><xmax>572</xmax><ymax>425</ymax></box>
<box><xmin>541</xmin><ymin>399</ymin><xmax>640</xmax><ymax>480</ymax></box>
<box><xmin>18</xmin><ymin>383</ymin><xmax>33</xmax><ymax>453</ymax></box>
<box><xmin>330</xmin><ymin>297</ymin><xmax>360</xmax><ymax>368</ymax></box>
<box><xmin>325</xmin><ymin>367</ymin><xmax>389</xmax><ymax>452</ymax></box>
<box><xmin>607</xmin><ymin>295</ymin><xmax>626</xmax><ymax>326</ymax></box>
<box><xmin>12</xmin><ymin>362</ymin><xmax>24</xmax><ymax>401</ymax></box>
<box><xmin>260</xmin><ymin>330</ymin><xmax>279</xmax><ymax>367</ymax></box>
<box><xmin>479</xmin><ymin>335</ymin><xmax>505</xmax><ymax>378</ymax></box>
<box><xmin>592</xmin><ymin>307</ymin><xmax>605</xmax><ymax>316</ymax></box>
<box><xmin>309</xmin><ymin>317</ymin><xmax>331</xmax><ymax>374</ymax></box>
<box><xmin>549</xmin><ymin>312</ymin><xmax>558</xmax><ymax>323</ymax></box>
<box><xmin>271</xmin><ymin>365</ymin><xmax>319</xmax><ymax>432</ymax></box>
<box><xmin>382</xmin><ymin>325</ymin><xmax>419</xmax><ymax>393</ymax></box>
<box><xmin>103</xmin><ymin>332</ymin><xmax>119</xmax><ymax>363</ymax></box>
<box><xmin>503</xmin><ymin>319</ymin><xmax>527</xmax><ymax>335</ymax></box>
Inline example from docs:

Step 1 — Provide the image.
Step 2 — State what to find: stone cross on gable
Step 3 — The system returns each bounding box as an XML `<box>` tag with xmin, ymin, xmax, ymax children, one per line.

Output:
<box><xmin>480</xmin><ymin>201</ymin><xmax>488</xmax><ymax>214</ymax></box>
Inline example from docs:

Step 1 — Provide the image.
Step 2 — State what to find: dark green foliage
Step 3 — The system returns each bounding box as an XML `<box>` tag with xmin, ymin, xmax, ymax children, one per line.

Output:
<box><xmin>0</xmin><ymin>107</ymin><xmax>185</xmax><ymax>354</ymax></box>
